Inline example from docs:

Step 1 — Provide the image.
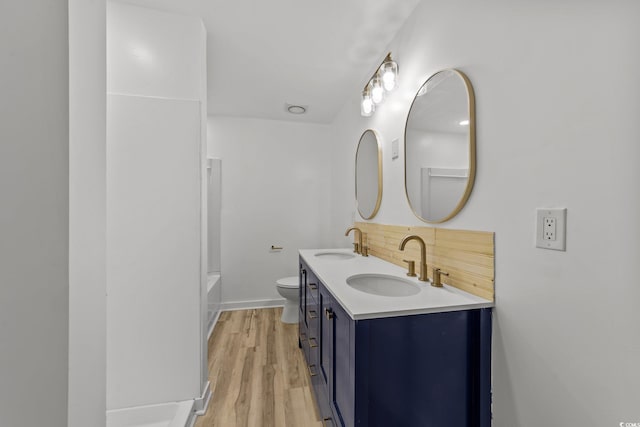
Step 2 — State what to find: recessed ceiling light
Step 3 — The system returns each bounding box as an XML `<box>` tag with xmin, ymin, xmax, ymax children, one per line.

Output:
<box><xmin>285</xmin><ymin>104</ymin><xmax>307</xmax><ymax>115</ymax></box>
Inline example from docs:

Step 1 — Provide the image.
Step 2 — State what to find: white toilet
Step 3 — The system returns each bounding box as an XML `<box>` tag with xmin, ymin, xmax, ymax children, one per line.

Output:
<box><xmin>276</xmin><ymin>276</ymin><xmax>299</xmax><ymax>324</ymax></box>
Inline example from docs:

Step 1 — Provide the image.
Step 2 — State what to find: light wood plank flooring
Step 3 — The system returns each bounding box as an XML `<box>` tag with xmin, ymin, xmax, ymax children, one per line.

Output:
<box><xmin>195</xmin><ymin>308</ymin><xmax>323</xmax><ymax>427</ymax></box>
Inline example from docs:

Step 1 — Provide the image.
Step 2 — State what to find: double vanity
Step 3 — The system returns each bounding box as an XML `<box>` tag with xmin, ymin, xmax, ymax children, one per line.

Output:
<box><xmin>299</xmin><ymin>66</ymin><xmax>492</xmax><ymax>426</ymax></box>
<box><xmin>298</xmin><ymin>248</ymin><xmax>493</xmax><ymax>427</ymax></box>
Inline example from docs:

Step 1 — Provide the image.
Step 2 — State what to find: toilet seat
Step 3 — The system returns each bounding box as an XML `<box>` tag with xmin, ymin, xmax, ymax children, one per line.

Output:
<box><xmin>276</xmin><ymin>276</ymin><xmax>298</xmax><ymax>288</ymax></box>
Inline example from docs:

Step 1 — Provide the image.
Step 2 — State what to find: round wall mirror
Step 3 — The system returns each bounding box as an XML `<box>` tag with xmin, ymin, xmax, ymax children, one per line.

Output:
<box><xmin>355</xmin><ymin>129</ymin><xmax>382</xmax><ymax>220</ymax></box>
<box><xmin>404</xmin><ymin>69</ymin><xmax>476</xmax><ymax>223</ymax></box>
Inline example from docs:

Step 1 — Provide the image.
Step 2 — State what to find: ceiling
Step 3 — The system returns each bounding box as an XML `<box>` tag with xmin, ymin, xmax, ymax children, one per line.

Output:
<box><xmin>119</xmin><ymin>0</ymin><xmax>421</xmax><ymax>123</ymax></box>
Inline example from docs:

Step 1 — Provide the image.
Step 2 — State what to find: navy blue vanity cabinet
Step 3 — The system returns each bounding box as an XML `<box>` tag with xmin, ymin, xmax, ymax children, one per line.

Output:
<box><xmin>300</xmin><ymin>256</ymin><xmax>491</xmax><ymax>427</ymax></box>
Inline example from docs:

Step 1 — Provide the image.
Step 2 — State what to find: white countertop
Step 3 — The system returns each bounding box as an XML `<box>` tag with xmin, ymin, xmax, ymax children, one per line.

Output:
<box><xmin>299</xmin><ymin>248</ymin><xmax>493</xmax><ymax>320</ymax></box>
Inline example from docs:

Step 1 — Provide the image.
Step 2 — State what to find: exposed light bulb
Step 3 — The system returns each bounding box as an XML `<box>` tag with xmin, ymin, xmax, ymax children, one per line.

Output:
<box><xmin>361</xmin><ymin>91</ymin><xmax>374</xmax><ymax>116</ymax></box>
<box><xmin>370</xmin><ymin>77</ymin><xmax>384</xmax><ymax>104</ymax></box>
<box><xmin>362</xmin><ymin>99</ymin><xmax>374</xmax><ymax>115</ymax></box>
<box><xmin>381</xmin><ymin>59</ymin><xmax>398</xmax><ymax>91</ymax></box>
<box><xmin>382</xmin><ymin>72</ymin><xmax>396</xmax><ymax>91</ymax></box>
<box><xmin>459</xmin><ymin>119</ymin><xmax>470</xmax><ymax>126</ymax></box>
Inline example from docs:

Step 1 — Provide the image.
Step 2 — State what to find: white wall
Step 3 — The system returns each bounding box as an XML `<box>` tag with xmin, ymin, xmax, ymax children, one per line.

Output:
<box><xmin>68</xmin><ymin>0</ymin><xmax>107</xmax><ymax>426</ymax></box>
<box><xmin>207</xmin><ymin>117</ymin><xmax>332</xmax><ymax>305</ymax></box>
<box><xmin>107</xmin><ymin>2</ymin><xmax>205</xmax><ymax>101</ymax></box>
<box><xmin>107</xmin><ymin>1</ymin><xmax>209</xmax><ymax>408</ymax></box>
<box><xmin>328</xmin><ymin>0</ymin><xmax>640</xmax><ymax>425</ymax></box>
<box><xmin>107</xmin><ymin>95</ymin><xmax>201</xmax><ymax>409</ymax></box>
<box><xmin>0</xmin><ymin>1</ymin><xmax>69</xmax><ymax>426</ymax></box>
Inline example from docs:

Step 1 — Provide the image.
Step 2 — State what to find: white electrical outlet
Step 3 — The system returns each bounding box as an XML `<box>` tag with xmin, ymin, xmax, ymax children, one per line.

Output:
<box><xmin>543</xmin><ymin>217</ymin><xmax>556</xmax><ymax>240</ymax></box>
<box><xmin>536</xmin><ymin>208</ymin><xmax>566</xmax><ymax>251</ymax></box>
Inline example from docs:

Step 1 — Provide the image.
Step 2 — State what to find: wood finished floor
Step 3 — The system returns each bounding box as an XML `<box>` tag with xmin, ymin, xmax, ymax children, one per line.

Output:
<box><xmin>195</xmin><ymin>308</ymin><xmax>323</xmax><ymax>427</ymax></box>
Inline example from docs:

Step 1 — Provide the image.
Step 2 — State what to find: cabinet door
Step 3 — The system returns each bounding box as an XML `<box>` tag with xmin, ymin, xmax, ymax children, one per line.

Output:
<box><xmin>331</xmin><ymin>299</ymin><xmax>353</xmax><ymax>427</ymax></box>
<box><xmin>319</xmin><ymin>286</ymin><xmax>333</xmax><ymax>390</ymax></box>
<box><xmin>318</xmin><ymin>286</ymin><xmax>334</xmax><ymax>421</ymax></box>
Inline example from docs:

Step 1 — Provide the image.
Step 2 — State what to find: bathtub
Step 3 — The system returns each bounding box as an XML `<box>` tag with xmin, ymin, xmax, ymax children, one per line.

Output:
<box><xmin>106</xmin><ymin>401</ymin><xmax>194</xmax><ymax>427</ymax></box>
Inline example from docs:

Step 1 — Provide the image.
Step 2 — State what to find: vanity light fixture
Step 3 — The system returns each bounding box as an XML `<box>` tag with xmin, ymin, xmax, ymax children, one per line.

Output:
<box><xmin>360</xmin><ymin>53</ymin><xmax>398</xmax><ymax>117</ymax></box>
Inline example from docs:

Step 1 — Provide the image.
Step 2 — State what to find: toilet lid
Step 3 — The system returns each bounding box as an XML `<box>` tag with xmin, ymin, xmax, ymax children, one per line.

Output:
<box><xmin>276</xmin><ymin>276</ymin><xmax>299</xmax><ymax>288</ymax></box>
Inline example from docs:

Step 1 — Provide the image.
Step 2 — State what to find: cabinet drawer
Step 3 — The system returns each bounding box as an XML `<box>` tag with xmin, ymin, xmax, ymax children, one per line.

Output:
<box><xmin>307</xmin><ymin>306</ymin><xmax>319</xmax><ymax>353</ymax></box>
<box><xmin>306</xmin><ymin>268</ymin><xmax>320</xmax><ymax>301</ymax></box>
<box><xmin>299</xmin><ymin>322</ymin><xmax>309</xmax><ymax>363</ymax></box>
<box><xmin>307</xmin><ymin>279</ymin><xmax>319</xmax><ymax>301</ymax></box>
<box><xmin>306</xmin><ymin>340</ymin><xmax>319</xmax><ymax>380</ymax></box>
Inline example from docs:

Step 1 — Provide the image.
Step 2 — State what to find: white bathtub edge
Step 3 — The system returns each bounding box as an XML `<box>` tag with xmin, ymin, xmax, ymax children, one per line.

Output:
<box><xmin>175</xmin><ymin>400</ymin><xmax>194</xmax><ymax>427</ymax></box>
<box><xmin>220</xmin><ymin>298</ymin><xmax>285</xmax><ymax>311</ymax></box>
<box><xmin>106</xmin><ymin>400</ymin><xmax>194</xmax><ymax>427</ymax></box>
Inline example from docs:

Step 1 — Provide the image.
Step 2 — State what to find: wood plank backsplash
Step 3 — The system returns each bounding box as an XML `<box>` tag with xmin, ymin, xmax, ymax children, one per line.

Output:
<box><xmin>354</xmin><ymin>222</ymin><xmax>494</xmax><ymax>301</ymax></box>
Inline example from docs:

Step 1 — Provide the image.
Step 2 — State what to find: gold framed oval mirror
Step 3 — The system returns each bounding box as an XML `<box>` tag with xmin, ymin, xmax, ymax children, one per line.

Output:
<box><xmin>404</xmin><ymin>69</ymin><xmax>476</xmax><ymax>223</ymax></box>
<box><xmin>355</xmin><ymin>129</ymin><xmax>382</xmax><ymax>220</ymax></box>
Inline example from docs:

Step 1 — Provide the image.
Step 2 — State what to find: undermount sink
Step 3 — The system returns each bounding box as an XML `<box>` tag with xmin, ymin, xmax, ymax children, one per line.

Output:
<box><xmin>314</xmin><ymin>251</ymin><xmax>356</xmax><ymax>260</ymax></box>
<box><xmin>346</xmin><ymin>274</ymin><xmax>421</xmax><ymax>297</ymax></box>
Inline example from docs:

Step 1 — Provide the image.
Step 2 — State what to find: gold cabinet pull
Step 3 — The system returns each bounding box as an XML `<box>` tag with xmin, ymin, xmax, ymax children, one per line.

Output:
<box><xmin>309</xmin><ymin>337</ymin><xmax>318</xmax><ymax>348</ymax></box>
<box><xmin>307</xmin><ymin>310</ymin><xmax>318</xmax><ymax>320</ymax></box>
<box><xmin>308</xmin><ymin>364</ymin><xmax>317</xmax><ymax>377</ymax></box>
<box><xmin>324</xmin><ymin>308</ymin><xmax>334</xmax><ymax>320</ymax></box>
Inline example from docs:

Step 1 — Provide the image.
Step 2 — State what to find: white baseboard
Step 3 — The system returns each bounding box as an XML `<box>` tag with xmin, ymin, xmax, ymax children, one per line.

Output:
<box><xmin>220</xmin><ymin>298</ymin><xmax>285</xmax><ymax>311</ymax></box>
<box><xmin>193</xmin><ymin>381</ymin><xmax>211</xmax><ymax>416</ymax></box>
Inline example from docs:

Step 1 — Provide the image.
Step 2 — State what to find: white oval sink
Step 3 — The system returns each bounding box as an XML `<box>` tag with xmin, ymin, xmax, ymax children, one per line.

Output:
<box><xmin>346</xmin><ymin>274</ymin><xmax>421</xmax><ymax>297</ymax></box>
<box><xmin>314</xmin><ymin>252</ymin><xmax>356</xmax><ymax>260</ymax></box>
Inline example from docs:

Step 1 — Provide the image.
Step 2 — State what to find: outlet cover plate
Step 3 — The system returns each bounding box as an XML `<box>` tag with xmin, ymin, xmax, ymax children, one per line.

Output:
<box><xmin>536</xmin><ymin>208</ymin><xmax>566</xmax><ymax>251</ymax></box>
